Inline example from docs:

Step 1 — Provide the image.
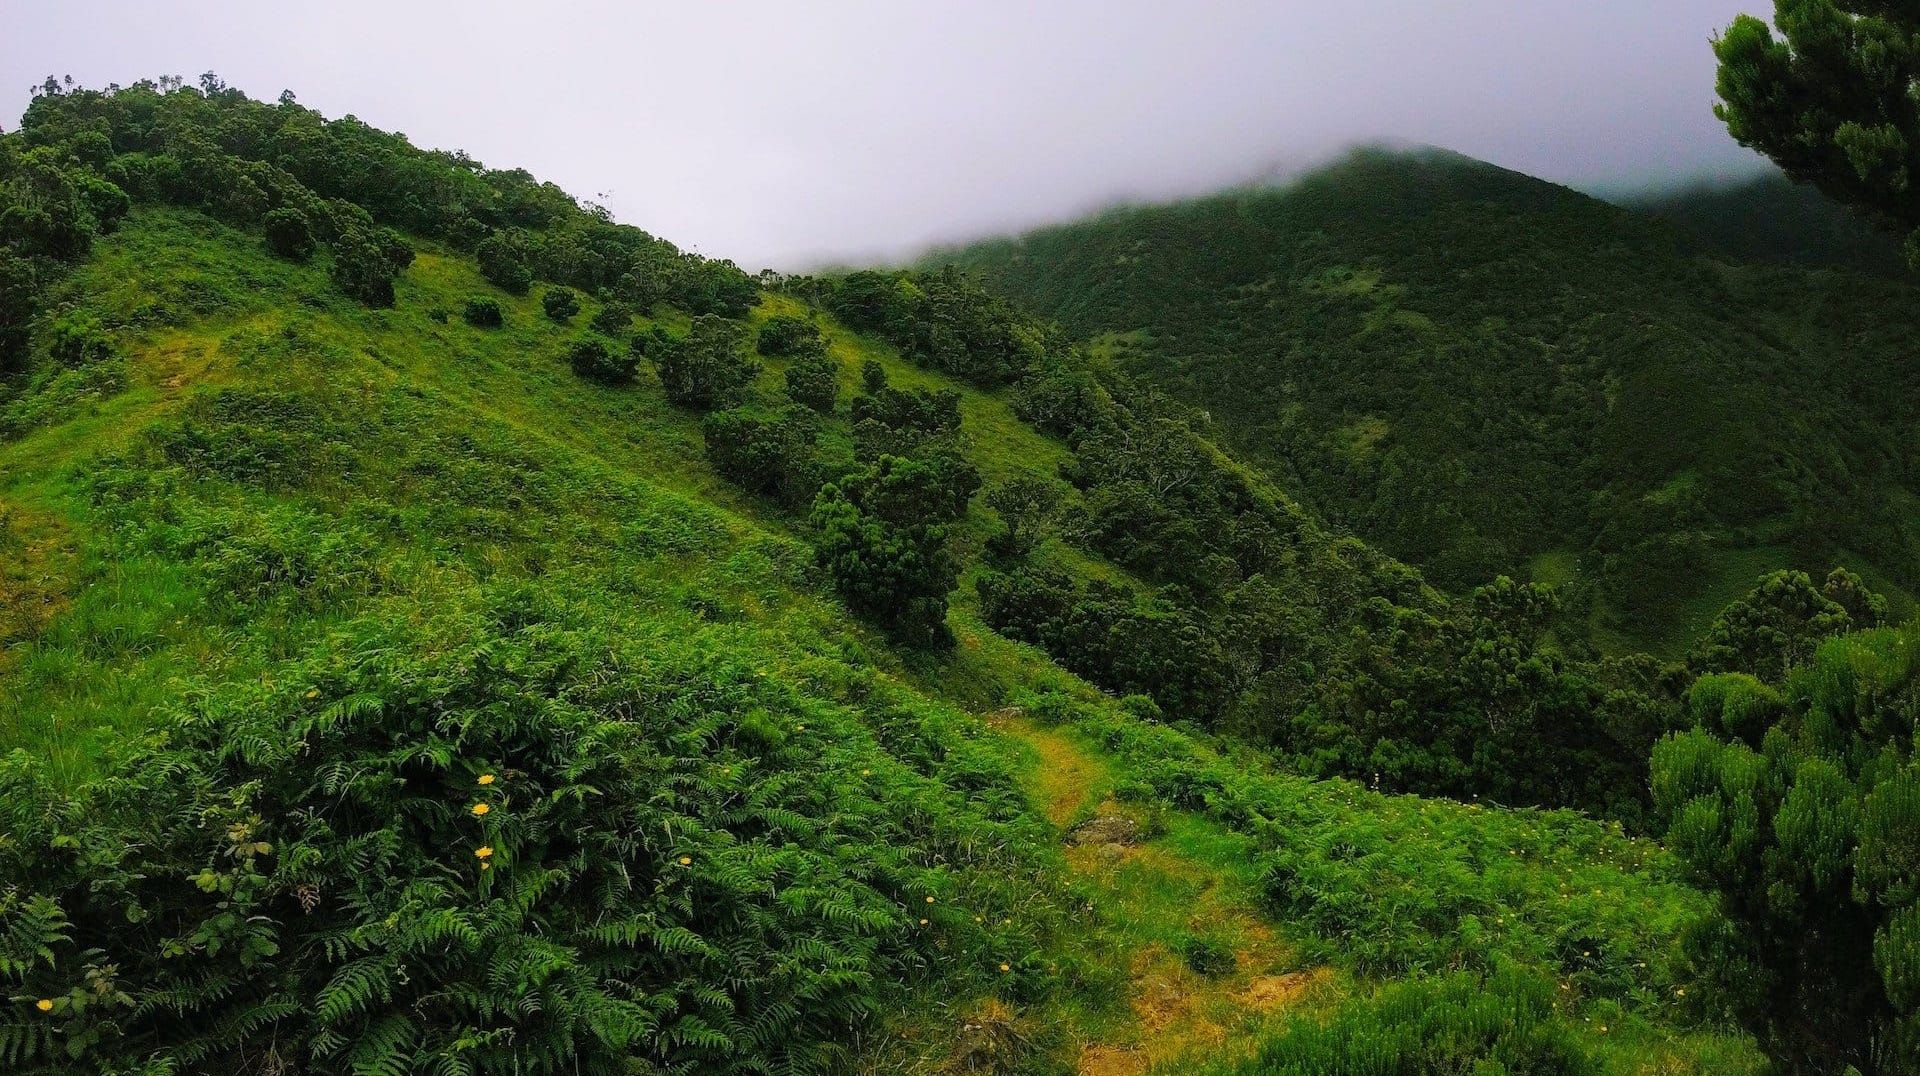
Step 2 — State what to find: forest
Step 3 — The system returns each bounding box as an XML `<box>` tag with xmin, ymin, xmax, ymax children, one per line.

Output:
<box><xmin>0</xmin><ymin>31</ymin><xmax>1913</xmax><ymax>1076</ymax></box>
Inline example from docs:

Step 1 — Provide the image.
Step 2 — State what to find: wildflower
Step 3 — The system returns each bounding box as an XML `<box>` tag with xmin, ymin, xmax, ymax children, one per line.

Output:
<box><xmin>35</xmin><ymin>999</ymin><xmax>53</xmax><ymax>1012</ymax></box>
<box><xmin>474</xmin><ymin>846</ymin><xmax>493</xmax><ymax>860</ymax></box>
<box><xmin>471</xmin><ymin>803</ymin><xmax>490</xmax><ymax>817</ymax></box>
<box><xmin>998</xmin><ymin>963</ymin><xmax>1011</xmax><ymax>973</ymax></box>
<box><xmin>679</xmin><ymin>856</ymin><xmax>692</xmax><ymax>866</ymax></box>
<box><xmin>477</xmin><ymin>773</ymin><xmax>496</xmax><ymax>786</ymax></box>
<box><xmin>305</xmin><ymin>689</ymin><xmax>319</xmax><ymax>699</ymax></box>
<box><xmin>918</xmin><ymin>918</ymin><xmax>928</xmax><ymax>925</ymax></box>
<box><xmin>925</xmin><ymin>896</ymin><xmax>935</xmax><ymax>904</ymax></box>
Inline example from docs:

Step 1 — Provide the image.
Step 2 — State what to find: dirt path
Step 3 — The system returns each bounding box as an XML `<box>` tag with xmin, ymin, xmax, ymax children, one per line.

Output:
<box><xmin>984</xmin><ymin>711</ymin><xmax>1328</xmax><ymax>1075</ymax></box>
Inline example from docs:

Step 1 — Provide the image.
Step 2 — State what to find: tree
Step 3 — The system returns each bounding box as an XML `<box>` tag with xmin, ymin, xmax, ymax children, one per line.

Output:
<box><xmin>1714</xmin><ymin>3</ymin><xmax>1920</xmax><ymax>263</ymax></box>
<box><xmin>784</xmin><ymin>352</ymin><xmax>839</xmax><ymax>413</ymax></box>
<box><xmin>1653</xmin><ymin>624</ymin><xmax>1920</xmax><ymax>1075</ymax></box>
<box><xmin>262</xmin><ymin>207</ymin><xmax>315</xmax><ymax>260</ymax></box>
<box><xmin>542</xmin><ymin>286</ymin><xmax>580</xmax><ymax>322</ymax></box>
<box><xmin>568</xmin><ymin>335</ymin><xmax>636</xmax><ymax>384</ymax></box>
<box><xmin>652</xmin><ymin>315</ymin><xmax>758</xmax><ymax>409</ymax></box>
<box><xmin>985</xmin><ymin>475</ymin><xmax>1064</xmax><ymax>558</ymax></box>
<box><xmin>328</xmin><ymin>225</ymin><xmax>412</xmax><ymax>307</ymax></box>
<box><xmin>810</xmin><ymin>452</ymin><xmax>978</xmax><ymax>648</ymax></box>
<box><xmin>475</xmin><ymin>232</ymin><xmax>531</xmax><ymax>294</ymax></box>
<box><xmin>1689</xmin><ymin>569</ymin><xmax>1873</xmax><ymax>682</ymax></box>
<box><xmin>462</xmin><ymin>296</ymin><xmax>503</xmax><ymax>328</ymax></box>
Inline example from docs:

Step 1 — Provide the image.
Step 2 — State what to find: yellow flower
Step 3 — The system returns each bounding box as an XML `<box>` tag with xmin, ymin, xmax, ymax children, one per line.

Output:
<box><xmin>477</xmin><ymin>774</ymin><xmax>496</xmax><ymax>786</ymax></box>
<box><xmin>998</xmin><ymin>963</ymin><xmax>1011</xmax><ymax>973</ymax></box>
<box><xmin>304</xmin><ymin>689</ymin><xmax>320</xmax><ymax>699</ymax></box>
<box><xmin>679</xmin><ymin>856</ymin><xmax>692</xmax><ymax>866</ymax></box>
<box><xmin>481</xmin><ymin>862</ymin><xmax>491</xmax><ymax>872</ymax></box>
<box><xmin>470</xmin><ymin>803</ymin><xmax>490</xmax><ymax>817</ymax></box>
<box><xmin>474</xmin><ymin>846</ymin><xmax>493</xmax><ymax>859</ymax></box>
<box><xmin>925</xmin><ymin>896</ymin><xmax>935</xmax><ymax>904</ymax></box>
<box><xmin>918</xmin><ymin>918</ymin><xmax>928</xmax><ymax>925</ymax></box>
<box><xmin>35</xmin><ymin>999</ymin><xmax>53</xmax><ymax>1012</ymax></box>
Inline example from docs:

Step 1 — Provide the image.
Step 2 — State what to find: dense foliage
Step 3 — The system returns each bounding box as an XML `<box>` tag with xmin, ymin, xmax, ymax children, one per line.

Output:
<box><xmin>0</xmin><ymin>77</ymin><xmax>1850</xmax><ymax>1074</ymax></box>
<box><xmin>1654</xmin><ymin>623</ymin><xmax>1919</xmax><ymax>1073</ymax></box>
<box><xmin>1631</xmin><ymin>172</ymin><xmax>1911</xmax><ymax>278</ymax></box>
<box><xmin>2</xmin><ymin>75</ymin><xmax>757</xmax><ymax>333</ymax></box>
<box><xmin>1715</xmin><ymin>2</ymin><xmax>1920</xmax><ymax>265</ymax></box>
<box><xmin>930</xmin><ymin>148</ymin><xmax>1920</xmax><ymax>652</ymax></box>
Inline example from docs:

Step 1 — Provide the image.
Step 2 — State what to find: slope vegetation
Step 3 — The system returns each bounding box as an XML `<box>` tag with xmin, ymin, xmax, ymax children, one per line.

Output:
<box><xmin>929</xmin><ymin>148</ymin><xmax>1920</xmax><ymax>654</ymax></box>
<box><xmin>0</xmin><ymin>82</ymin><xmax>1774</xmax><ymax>1074</ymax></box>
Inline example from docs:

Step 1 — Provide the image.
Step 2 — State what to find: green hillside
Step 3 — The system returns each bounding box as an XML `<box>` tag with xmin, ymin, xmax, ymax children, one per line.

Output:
<box><xmin>2</xmin><ymin>81</ymin><xmax>1912</xmax><ymax>1075</ymax></box>
<box><xmin>1626</xmin><ymin>171</ymin><xmax>1913</xmax><ymax>279</ymax></box>
<box><xmin>928</xmin><ymin>147</ymin><xmax>1920</xmax><ymax>655</ymax></box>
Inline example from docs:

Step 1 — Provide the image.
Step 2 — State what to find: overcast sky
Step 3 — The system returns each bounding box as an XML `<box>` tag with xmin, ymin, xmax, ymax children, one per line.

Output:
<box><xmin>4</xmin><ymin>1</ymin><xmax>1768</xmax><ymax>269</ymax></box>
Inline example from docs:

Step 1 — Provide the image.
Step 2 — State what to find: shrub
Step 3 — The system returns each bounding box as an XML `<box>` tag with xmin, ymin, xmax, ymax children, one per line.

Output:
<box><xmin>653</xmin><ymin>315</ymin><xmax>759</xmax><ymax>410</ymax></box>
<box><xmin>45</xmin><ymin>310</ymin><xmax>115</xmax><ymax>366</ymax></box>
<box><xmin>462</xmin><ymin>296</ymin><xmax>504</xmax><ymax>328</ymax></box>
<box><xmin>757</xmin><ymin>314</ymin><xmax>825</xmax><ymax>356</ymax></box>
<box><xmin>784</xmin><ymin>352</ymin><xmax>840</xmax><ymax>413</ymax></box>
<box><xmin>568</xmin><ymin>336</ymin><xmax>636</xmax><ymax>384</ymax></box>
<box><xmin>811</xmin><ymin>452</ymin><xmax>979</xmax><ymax>648</ymax></box>
<box><xmin>702</xmin><ymin>406</ymin><xmax>821</xmax><ymax>506</ymax></box>
<box><xmin>0</xmin><ymin>252</ymin><xmax>37</xmax><ymax>373</ymax></box>
<box><xmin>262</xmin><ymin>206</ymin><xmax>315</xmax><ymax>260</ymax></box>
<box><xmin>328</xmin><ymin>226</ymin><xmax>413</xmax><ymax>307</ymax></box>
<box><xmin>590</xmin><ymin>301</ymin><xmax>634</xmax><ymax>336</ymax></box>
<box><xmin>476</xmin><ymin>233</ymin><xmax>532</xmax><ymax>294</ymax></box>
<box><xmin>542</xmin><ymin>286</ymin><xmax>581</xmax><ymax>322</ymax></box>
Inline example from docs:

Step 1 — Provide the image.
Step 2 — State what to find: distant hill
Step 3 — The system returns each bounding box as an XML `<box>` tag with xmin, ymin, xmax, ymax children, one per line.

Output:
<box><xmin>1625</xmin><ymin>171</ymin><xmax>1911</xmax><ymax>279</ymax></box>
<box><xmin>927</xmin><ymin>147</ymin><xmax>1920</xmax><ymax>653</ymax></box>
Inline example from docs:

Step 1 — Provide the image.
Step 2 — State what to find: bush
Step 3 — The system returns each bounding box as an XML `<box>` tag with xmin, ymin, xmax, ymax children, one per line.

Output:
<box><xmin>568</xmin><ymin>336</ymin><xmax>636</xmax><ymax>384</ymax></box>
<box><xmin>542</xmin><ymin>286</ymin><xmax>581</xmax><ymax>322</ymax></box>
<box><xmin>811</xmin><ymin>452</ymin><xmax>979</xmax><ymax>648</ymax></box>
<box><xmin>328</xmin><ymin>226</ymin><xmax>413</xmax><ymax>307</ymax></box>
<box><xmin>757</xmin><ymin>314</ymin><xmax>825</xmax><ymax>356</ymax></box>
<box><xmin>45</xmin><ymin>310</ymin><xmax>115</xmax><ymax>367</ymax></box>
<box><xmin>653</xmin><ymin>315</ymin><xmax>759</xmax><ymax>410</ymax></box>
<box><xmin>702</xmin><ymin>406</ymin><xmax>821</xmax><ymax>506</ymax></box>
<box><xmin>590</xmin><ymin>301</ymin><xmax>634</xmax><ymax>336</ymax></box>
<box><xmin>462</xmin><ymin>296</ymin><xmax>504</xmax><ymax>328</ymax></box>
<box><xmin>476</xmin><ymin>233</ymin><xmax>532</xmax><ymax>294</ymax></box>
<box><xmin>784</xmin><ymin>352</ymin><xmax>840</xmax><ymax>413</ymax></box>
<box><xmin>262</xmin><ymin>206</ymin><xmax>315</xmax><ymax>261</ymax></box>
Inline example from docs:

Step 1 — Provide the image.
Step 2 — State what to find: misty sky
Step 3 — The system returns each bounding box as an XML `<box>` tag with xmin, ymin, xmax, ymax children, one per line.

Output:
<box><xmin>4</xmin><ymin>1</ymin><xmax>1768</xmax><ymax>269</ymax></box>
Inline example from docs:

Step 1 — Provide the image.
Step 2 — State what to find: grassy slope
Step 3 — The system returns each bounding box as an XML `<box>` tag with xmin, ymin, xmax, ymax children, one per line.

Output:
<box><xmin>0</xmin><ymin>207</ymin><xmax>1760</xmax><ymax>1072</ymax></box>
<box><xmin>929</xmin><ymin>149</ymin><xmax>1920</xmax><ymax>656</ymax></box>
